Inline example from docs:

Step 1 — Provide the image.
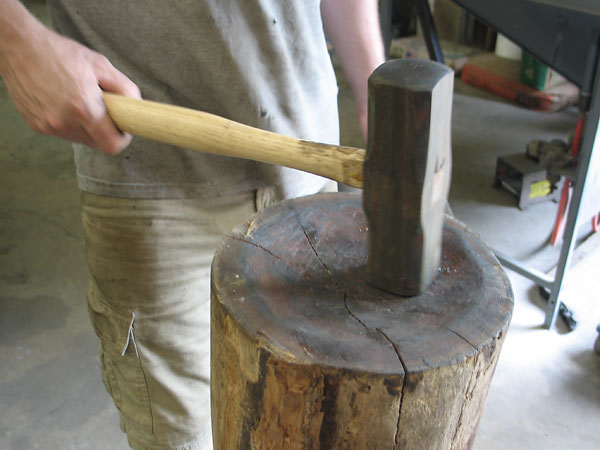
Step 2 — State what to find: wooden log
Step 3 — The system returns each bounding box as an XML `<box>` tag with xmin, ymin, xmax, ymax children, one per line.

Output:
<box><xmin>211</xmin><ymin>193</ymin><xmax>513</xmax><ymax>450</ymax></box>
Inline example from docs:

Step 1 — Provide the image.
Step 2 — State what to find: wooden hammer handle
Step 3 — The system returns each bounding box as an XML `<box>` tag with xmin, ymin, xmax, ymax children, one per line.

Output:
<box><xmin>103</xmin><ymin>93</ymin><xmax>365</xmax><ymax>188</ymax></box>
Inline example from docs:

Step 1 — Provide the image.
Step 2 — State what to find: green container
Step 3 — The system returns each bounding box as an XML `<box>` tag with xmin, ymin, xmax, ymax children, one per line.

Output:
<box><xmin>520</xmin><ymin>51</ymin><xmax>549</xmax><ymax>91</ymax></box>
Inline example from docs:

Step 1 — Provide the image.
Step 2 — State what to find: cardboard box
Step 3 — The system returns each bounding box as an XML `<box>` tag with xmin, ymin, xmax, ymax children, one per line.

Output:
<box><xmin>389</xmin><ymin>36</ymin><xmax>482</xmax><ymax>71</ymax></box>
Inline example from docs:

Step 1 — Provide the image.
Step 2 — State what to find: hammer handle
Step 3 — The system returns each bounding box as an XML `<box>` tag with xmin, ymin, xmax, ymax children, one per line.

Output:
<box><xmin>103</xmin><ymin>93</ymin><xmax>364</xmax><ymax>188</ymax></box>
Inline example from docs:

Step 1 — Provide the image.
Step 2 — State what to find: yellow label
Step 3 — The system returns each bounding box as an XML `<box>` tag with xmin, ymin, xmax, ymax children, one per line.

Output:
<box><xmin>530</xmin><ymin>180</ymin><xmax>551</xmax><ymax>198</ymax></box>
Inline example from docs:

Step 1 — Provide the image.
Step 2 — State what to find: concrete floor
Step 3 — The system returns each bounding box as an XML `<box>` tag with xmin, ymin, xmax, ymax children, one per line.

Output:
<box><xmin>1</xmin><ymin>3</ymin><xmax>599</xmax><ymax>449</ymax></box>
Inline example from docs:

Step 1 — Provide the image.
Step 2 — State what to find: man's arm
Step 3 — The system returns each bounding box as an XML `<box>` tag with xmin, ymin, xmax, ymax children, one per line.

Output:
<box><xmin>321</xmin><ymin>0</ymin><xmax>386</xmax><ymax>141</ymax></box>
<box><xmin>0</xmin><ymin>0</ymin><xmax>140</xmax><ymax>154</ymax></box>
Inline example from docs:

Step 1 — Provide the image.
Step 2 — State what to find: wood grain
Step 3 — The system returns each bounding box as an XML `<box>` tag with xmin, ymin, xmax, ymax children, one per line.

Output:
<box><xmin>103</xmin><ymin>93</ymin><xmax>365</xmax><ymax>188</ymax></box>
<box><xmin>211</xmin><ymin>193</ymin><xmax>513</xmax><ymax>449</ymax></box>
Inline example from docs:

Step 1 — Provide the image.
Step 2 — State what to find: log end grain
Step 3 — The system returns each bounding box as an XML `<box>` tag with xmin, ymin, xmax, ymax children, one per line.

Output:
<box><xmin>211</xmin><ymin>193</ymin><xmax>513</xmax><ymax>449</ymax></box>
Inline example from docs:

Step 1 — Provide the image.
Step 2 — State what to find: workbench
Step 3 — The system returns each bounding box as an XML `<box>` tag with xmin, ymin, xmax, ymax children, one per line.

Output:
<box><xmin>449</xmin><ymin>0</ymin><xmax>600</xmax><ymax>329</ymax></box>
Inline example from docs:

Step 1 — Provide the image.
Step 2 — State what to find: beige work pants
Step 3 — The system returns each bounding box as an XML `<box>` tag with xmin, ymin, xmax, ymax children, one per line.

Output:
<box><xmin>81</xmin><ymin>188</ymin><xmax>278</xmax><ymax>450</ymax></box>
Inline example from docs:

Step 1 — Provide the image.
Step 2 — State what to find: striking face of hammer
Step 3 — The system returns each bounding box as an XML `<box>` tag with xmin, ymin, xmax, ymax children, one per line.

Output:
<box><xmin>363</xmin><ymin>59</ymin><xmax>454</xmax><ymax>296</ymax></box>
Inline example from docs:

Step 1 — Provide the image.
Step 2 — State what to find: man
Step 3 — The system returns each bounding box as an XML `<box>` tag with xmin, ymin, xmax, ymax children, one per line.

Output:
<box><xmin>0</xmin><ymin>0</ymin><xmax>385</xmax><ymax>448</ymax></box>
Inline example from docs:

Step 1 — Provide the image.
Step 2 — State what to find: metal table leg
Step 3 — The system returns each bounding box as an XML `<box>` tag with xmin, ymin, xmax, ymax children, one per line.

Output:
<box><xmin>494</xmin><ymin>54</ymin><xmax>600</xmax><ymax>329</ymax></box>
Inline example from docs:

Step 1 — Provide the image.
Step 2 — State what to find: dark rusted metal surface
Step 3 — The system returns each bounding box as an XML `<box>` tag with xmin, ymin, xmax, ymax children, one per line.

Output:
<box><xmin>363</xmin><ymin>59</ymin><xmax>454</xmax><ymax>296</ymax></box>
<box><xmin>211</xmin><ymin>192</ymin><xmax>513</xmax><ymax>375</ymax></box>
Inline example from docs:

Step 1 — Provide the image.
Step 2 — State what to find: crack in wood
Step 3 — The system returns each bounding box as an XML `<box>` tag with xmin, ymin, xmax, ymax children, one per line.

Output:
<box><xmin>300</xmin><ymin>225</ymin><xmax>333</xmax><ymax>277</ymax></box>
<box><xmin>228</xmin><ymin>235</ymin><xmax>301</xmax><ymax>268</ymax></box>
<box><xmin>298</xmin><ymin>217</ymin><xmax>409</xmax><ymax>449</ymax></box>
<box><xmin>342</xmin><ymin>293</ymin><xmax>370</xmax><ymax>331</ymax></box>
<box><xmin>298</xmin><ymin>223</ymin><xmax>371</xmax><ymax>334</ymax></box>
<box><xmin>445</xmin><ymin>326</ymin><xmax>478</xmax><ymax>351</ymax></box>
<box><xmin>450</xmin><ymin>349</ymin><xmax>484</xmax><ymax>448</ymax></box>
<box><xmin>212</xmin><ymin>195</ymin><xmax>513</xmax><ymax>449</ymax></box>
<box><xmin>376</xmin><ymin>328</ymin><xmax>408</xmax><ymax>450</ymax></box>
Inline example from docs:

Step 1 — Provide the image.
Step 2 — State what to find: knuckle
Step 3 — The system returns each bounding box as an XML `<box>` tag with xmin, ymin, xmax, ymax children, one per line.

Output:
<box><xmin>46</xmin><ymin>115</ymin><xmax>68</xmax><ymax>134</ymax></box>
<box><xmin>100</xmin><ymin>136</ymin><xmax>127</xmax><ymax>155</ymax></box>
<box><xmin>130</xmin><ymin>84</ymin><xmax>142</xmax><ymax>99</ymax></box>
<box><xmin>69</xmin><ymin>99</ymin><xmax>93</xmax><ymax>121</ymax></box>
<box><xmin>97</xmin><ymin>54</ymin><xmax>111</xmax><ymax>66</ymax></box>
<box><xmin>27</xmin><ymin>112</ymin><xmax>55</xmax><ymax>135</ymax></box>
<box><xmin>30</xmin><ymin>119</ymin><xmax>51</xmax><ymax>135</ymax></box>
<box><xmin>94</xmin><ymin>54</ymin><xmax>112</xmax><ymax>71</ymax></box>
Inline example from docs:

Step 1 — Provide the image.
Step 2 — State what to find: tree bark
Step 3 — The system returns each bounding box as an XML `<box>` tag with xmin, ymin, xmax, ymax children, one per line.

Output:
<box><xmin>211</xmin><ymin>193</ymin><xmax>513</xmax><ymax>450</ymax></box>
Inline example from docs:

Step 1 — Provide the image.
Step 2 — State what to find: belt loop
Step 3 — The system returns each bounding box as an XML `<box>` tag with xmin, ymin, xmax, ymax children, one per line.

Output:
<box><xmin>255</xmin><ymin>186</ymin><xmax>278</xmax><ymax>212</ymax></box>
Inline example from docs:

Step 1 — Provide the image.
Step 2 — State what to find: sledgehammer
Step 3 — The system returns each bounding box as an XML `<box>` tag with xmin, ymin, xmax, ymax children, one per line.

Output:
<box><xmin>103</xmin><ymin>59</ymin><xmax>454</xmax><ymax>296</ymax></box>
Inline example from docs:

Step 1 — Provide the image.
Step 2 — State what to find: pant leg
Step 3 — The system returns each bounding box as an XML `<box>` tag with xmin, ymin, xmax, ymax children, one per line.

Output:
<box><xmin>81</xmin><ymin>190</ymin><xmax>259</xmax><ymax>450</ymax></box>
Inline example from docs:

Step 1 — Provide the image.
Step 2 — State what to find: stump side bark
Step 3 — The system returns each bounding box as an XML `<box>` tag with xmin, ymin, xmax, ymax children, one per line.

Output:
<box><xmin>211</xmin><ymin>193</ymin><xmax>513</xmax><ymax>450</ymax></box>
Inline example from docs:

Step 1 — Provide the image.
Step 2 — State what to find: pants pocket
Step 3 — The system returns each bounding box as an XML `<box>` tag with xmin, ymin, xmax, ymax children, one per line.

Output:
<box><xmin>87</xmin><ymin>286</ymin><xmax>153</xmax><ymax>434</ymax></box>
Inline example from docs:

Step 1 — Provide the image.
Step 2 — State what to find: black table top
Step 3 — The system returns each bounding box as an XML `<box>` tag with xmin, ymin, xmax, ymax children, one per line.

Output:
<box><xmin>453</xmin><ymin>0</ymin><xmax>600</xmax><ymax>91</ymax></box>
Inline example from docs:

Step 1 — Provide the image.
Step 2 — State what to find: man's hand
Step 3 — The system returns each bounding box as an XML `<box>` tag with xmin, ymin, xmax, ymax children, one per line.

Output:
<box><xmin>0</xmin><ymin>0</ymin><xmax>141</xmax><ymax>155</ymax></box>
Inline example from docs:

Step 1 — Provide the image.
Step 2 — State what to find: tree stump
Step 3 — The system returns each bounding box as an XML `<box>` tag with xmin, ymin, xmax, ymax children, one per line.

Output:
<box><xmin>211</xmin><ymin>193</ymin><xmax>513</xmax><ymax>450</ymax></box>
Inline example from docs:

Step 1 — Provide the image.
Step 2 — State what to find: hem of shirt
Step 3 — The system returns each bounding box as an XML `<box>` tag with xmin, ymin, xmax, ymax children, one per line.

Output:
<box><xmin>75</xmin><ymin>174</ymin><xmax>329</xmax><ymax>200</ymax></box>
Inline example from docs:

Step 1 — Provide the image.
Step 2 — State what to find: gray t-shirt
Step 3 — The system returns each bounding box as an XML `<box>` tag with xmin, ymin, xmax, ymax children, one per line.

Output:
<box><xmin>47</xmin><ymin>0</ymin><xmax>339</xmax><ymax>199</ymax></box>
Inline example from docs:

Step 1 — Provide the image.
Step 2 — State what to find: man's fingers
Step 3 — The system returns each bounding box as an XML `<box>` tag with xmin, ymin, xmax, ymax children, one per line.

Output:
<box><xmin>95</xmin><ymin>56</ymin><xmax>141</xmax><ymax>99</ymax></box>
<box><xmin>63</xmin><ymin>127</ymin><xmax>97</xmax><ymax>150</ymax></box>
<box><xmin>85</xmin><ymin>111</ymin><xmax>133</xmax><ymax>155</ymax></box>
<box><xmin>89</xmin><ymin>57</ymin><xmax>139</xmax><ymax>153</ymax></box>
<box><xmin>66</xmin><ymin>85</ymin><xmax>132</xmax><ymax>155</ymax></box>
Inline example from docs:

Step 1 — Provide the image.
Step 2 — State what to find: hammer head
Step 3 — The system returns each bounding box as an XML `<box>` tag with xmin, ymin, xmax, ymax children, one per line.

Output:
<box><xmin>363</xmin><ymin>59</ymin><xmax>454</xmax><ymax>296</ymax></box>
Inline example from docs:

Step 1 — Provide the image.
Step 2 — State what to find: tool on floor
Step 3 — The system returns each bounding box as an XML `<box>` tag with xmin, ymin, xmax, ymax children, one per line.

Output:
<box><xmin>494</xmin><ymin>151</ymin><xmax>565</xmax><ymax>210</ymax></box>
<box><xmin>103</xmin><ymin>58</ymin><xmax>454</xmax><ymax>296</ymax></box>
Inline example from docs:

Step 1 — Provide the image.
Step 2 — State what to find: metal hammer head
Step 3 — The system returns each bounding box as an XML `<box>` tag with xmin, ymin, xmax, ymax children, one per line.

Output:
<box><xmin>363</xmin><ymin>59</ymin><xmax>454</xmax><ymax>296</ymax></box>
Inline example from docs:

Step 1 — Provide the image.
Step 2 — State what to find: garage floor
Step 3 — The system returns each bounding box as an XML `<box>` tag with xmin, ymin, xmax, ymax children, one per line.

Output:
<box><xmin>1</xmin><ymin>3</ymin><xmax>599</xmax><ymax>449</ymax></box>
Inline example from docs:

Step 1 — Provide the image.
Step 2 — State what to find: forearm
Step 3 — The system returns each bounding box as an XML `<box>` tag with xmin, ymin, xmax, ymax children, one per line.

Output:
<box><xmin>0</xmin><ymin>0</ymin><xmax>46</xmax><ymax>76</ymax></box>
<box><xmin>321</xmin><ymin>0</ymin><xmax>385</xmax><ymax>137</ymax></box>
